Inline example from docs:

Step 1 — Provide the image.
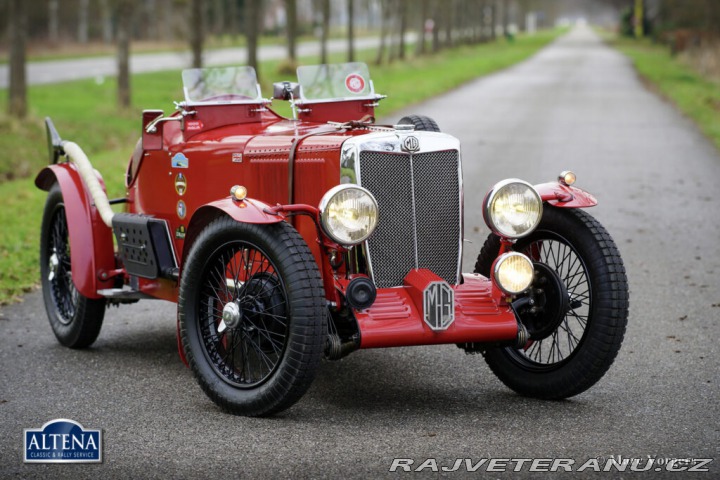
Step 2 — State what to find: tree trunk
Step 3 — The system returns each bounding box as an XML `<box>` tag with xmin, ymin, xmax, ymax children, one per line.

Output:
<box><xmin>320</xmin><ymin>0</ymin><xmax>330</xmax><ymax>64</ymax></box>
<box><xmin>444</xmin><ymin>0</ymin><xmax>453</xmax><ymax>48</ymax></box>
<box><xmin>375</xmin><ymin>0</ymin><xmax>389</xmax><ymax>65</ymax></box>
<box><xmin>348</xmin><ymin>0</ymin><xmax>355</xmax><ymax>61</ymax></box>
<box><xmin>416</xmin><ymin>0</ymin><xmax>428</xmax><ymax>55</ymax></box>
<box><xmin>213</xmin><ymin>0</ymin><xmax>224</xmax><ymax>35</ymax></box>
<box><xmin>48</xmin><ymin>0</ymin><xmax>59</xmax><ymax>43</ymax></box>
<box><xmin>100</xmin><ymin>0</ymin><xmax>113</xmax><ymax>44</ymax></box>
<box><xmin>432</xmin><ymin>0</ymin><xmax>441</xmax><ymax>52</ymax></box>
<box><xmin>162</xmin><ymin>0</ymin><xmax>174</xmax><ymax>41</ymax></box>
<box><xmin>78</xmin><ymin>0</ymin><xmax>90</xmax><ymax>44</ymax></box>
<box><xmin>398</xmin><ymin>0</ymin><xmax>407</xmax><ymax>60</ymax></box>
<box><xmin>286</xmin><ymin>0</ymin><xmax>297</xmax><ymax>63</ymax></box>
<box><xmin>8</xmin><ymin>0</ymin><xmax>27</xmax><ymax>118</ymax></box>
<box><xmin>228</xmin><ymin>0</ymin><xmax>238</xmax><ymax>41</ymax></box>
<box><xmin>502</xmin><ymin>0</ymin><xmax>510</xmax><ymax>38</ymax></box>
<box><xmin>117</xmin><ymin>0</ymin><xmax>133</xmax><ymax>108</ymax></box>
<box><xmin>246</xmin><ymin>0</ymin><xmax>261</xmax><ymax>76</ymax></box>
<box><xmin>190</xmin><ymin>0</ymin><xmax>204</xmax><ymax>68</ymax></box>
<box><xmin>490</xmin><ymin>2</ymin><xmax>496</xmax><ymax>41</ymax></box>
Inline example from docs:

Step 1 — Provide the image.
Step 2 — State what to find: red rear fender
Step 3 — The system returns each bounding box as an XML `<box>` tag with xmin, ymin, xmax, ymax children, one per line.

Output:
<box><xmin>534</xmin><ymin>182</ymin><xmax>598</xmax><ymax>208</ymax></box>
<box><xmin>35</xmin><ymin>164</ymin><xmax>115</xmax><ymax>298</ymax></box>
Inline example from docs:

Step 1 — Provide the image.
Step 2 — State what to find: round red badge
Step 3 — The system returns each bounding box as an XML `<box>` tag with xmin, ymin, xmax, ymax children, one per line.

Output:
<box><xmin>345</xmin><ymin>74</ymin><xmax>366</xmax><ymax>94</ymax></box>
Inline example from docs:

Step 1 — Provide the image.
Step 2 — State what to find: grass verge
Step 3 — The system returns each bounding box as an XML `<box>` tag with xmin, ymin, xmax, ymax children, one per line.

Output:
<box><xmin>0</xmin><ymin>29</ymin><xmax>562</xmax><ymax>304</ymax></box>
<box><xmin>607</xmin><ymin>35</ymin><xmax>720</xmax><ymax>151</ymax></box>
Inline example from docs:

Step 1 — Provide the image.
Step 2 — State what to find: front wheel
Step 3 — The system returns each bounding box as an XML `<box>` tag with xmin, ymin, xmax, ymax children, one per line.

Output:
<box><xmin>179</xmin><ymin>217</ymin><xmax>327</xmax><ymax>416</ymax></box>
<box><xmin>40</xmin><ymin>184</ymin><xmax>106</xmax><ymax>348</ymax></box>
<box><xmin>475</xmin><ymin>207</ymin><xmax>629</xmax><ymax>399</ymax></box>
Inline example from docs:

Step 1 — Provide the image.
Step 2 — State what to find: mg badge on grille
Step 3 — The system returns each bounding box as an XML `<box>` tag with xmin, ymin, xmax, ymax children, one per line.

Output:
<box><xmin>401</xmin><ymin>135</ymin><xmax>420</xmax><ymax>152</ymax></box>
<box><xmin>423</xmin><ymin>281</ymin><xmax>455</xmax><ymax>330</ymax></box>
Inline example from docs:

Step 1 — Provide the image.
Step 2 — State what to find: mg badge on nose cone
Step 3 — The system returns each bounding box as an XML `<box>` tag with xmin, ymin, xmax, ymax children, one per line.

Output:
<box><xmin>402</xmin><ymin>135</ymin><xmax>420</xmax><ymax>152</ymax></box>
<box><xmin>424</xmin><ymin>281</ymin><xmax>454</xmax><ymax>330</ymax></box>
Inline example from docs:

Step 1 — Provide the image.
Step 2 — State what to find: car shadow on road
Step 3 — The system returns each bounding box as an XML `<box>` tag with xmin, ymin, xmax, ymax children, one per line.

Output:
<box><xmin>300</xmin><ymin>347</ymin><xmax>601</xmax><ymax>423</ymax></box>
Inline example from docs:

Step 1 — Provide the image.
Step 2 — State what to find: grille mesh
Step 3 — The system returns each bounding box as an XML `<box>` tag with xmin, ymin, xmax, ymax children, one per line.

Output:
<box><xmin>358</xmin><ymin>150</ymin><xmax>461</xmax><ymax>288</ymax></box>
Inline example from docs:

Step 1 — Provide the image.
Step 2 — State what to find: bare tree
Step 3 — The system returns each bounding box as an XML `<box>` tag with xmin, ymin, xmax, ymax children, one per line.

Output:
<box><xmin>8</xmin><ymin>0</ymin><xmax>27</xmax><ymax>118</ymax></box>
<box><xmin>432</xmin><ymin>0</ymin><xmax>441</xmax><ymax>52</ymax></box>
<box><xmin>444</xmin><ymin>0</ymin><xmax>454</xmax><ymax>48</ymax></box>
<box><xmin>348</xmin><ymin>0</ymin><xmax>355</xmax><ymax>61</ymax></box>
<box><xmin>416</xmin><ymin>0</ymin><xmax>429</xmax><ymax>55</ymax></box>
<box><xmin>78</xmin><ymin>0</ymin><xmax>90</xmax><ymax>43</ymax></box>
<box><xmin>190</xmin><ymin>0</ymin><xmax>204</xmax><ymax>68</ymax></box>
<box><xmin>490</xmin><ymin>1</ymin><xmax>497</xmax><ymax>40</ymax></box>
<box><xmin>320</xmin><ymin>0</ymin><xmax>330</xmax><ymax>64</ymax></box>
<box><xmin>501</xmin><ymin>0</ymin><xmax>510</xmax><ymax>38</ymax></box>
<box><xmin>117</xmin><ymin>0</ymin><xmax>133</xmax><ymax>108</ymax></box>
<box><xmin>99</xmin><ymin>0</ymin><xmax>113</xmax><ymax>44</ymax></box>
<box><xmin>375</xmin><ymin>0</ymin><xmax>393</xmax><ymax>65</ymax></box>
<box><xmin>246</xmin><ymin>0</ymin><xmax>261</xmax><ymax>76</ymax></box>
<box><xmin>286</xmin><ymin>0</ymin><xmax>298</xmax><ymax>64</ymax></box>
<box><xmin>397</xmin><ymin>0</ymin><xmax>407</xmax><ymax>60</ymax></box>
<box><xmin>228</xmin><ymin>0</ymin><xmax>239</xmax><ymax>41</ymax></box>
<box><xmin>48</xmin><ymin>0</ymin><xmax>59</xmax><ymax>43</ymax></box>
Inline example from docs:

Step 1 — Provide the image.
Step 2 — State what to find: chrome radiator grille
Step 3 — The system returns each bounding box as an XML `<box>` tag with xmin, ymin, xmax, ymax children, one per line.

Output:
<box><xmin>358</xmin><ymin>150</ymin><xmax>461</xmax><ymax>288</ymax></box>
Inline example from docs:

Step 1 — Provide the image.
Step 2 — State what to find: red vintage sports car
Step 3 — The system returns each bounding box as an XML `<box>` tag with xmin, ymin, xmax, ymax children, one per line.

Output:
<box><xmin>36</xmin><ymin>63</ymin><xmax>629</xmax><ymax>416</ymax></box>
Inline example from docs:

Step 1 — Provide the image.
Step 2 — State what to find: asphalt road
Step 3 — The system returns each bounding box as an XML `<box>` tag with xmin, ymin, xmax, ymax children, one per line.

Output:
<box><xmin>0</xmin><ymin>36</ymin><xmax>388</xmax><ymax>88</ymax></box>
<box><xmin>1</xmin><ymin>26</ymin><xmax>718</xmax><ymax>478</ymax></box>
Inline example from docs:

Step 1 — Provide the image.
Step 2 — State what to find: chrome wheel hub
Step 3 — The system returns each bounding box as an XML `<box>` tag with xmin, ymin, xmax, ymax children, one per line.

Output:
<box><xmin>48</xmin><ymin>252</ymin><xmax>59</xmax><ymax>281</ymax></box>
<box><xmin>222</xmin><ymin>302</ymin><xmax>242</xmax><ymax>329</ymax></box>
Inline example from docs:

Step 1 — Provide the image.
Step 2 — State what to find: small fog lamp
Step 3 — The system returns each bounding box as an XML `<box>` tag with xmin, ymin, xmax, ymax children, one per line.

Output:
<box><xmin>494</xmin><ymin>252</ymin><xmax>534</xmax><ymax>295</ymax></box>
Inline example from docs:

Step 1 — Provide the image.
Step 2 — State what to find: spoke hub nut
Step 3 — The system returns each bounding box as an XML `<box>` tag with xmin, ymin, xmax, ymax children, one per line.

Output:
<box><xmin>48</xmin><ymin>252</ymin><xmax>59</xmax><ymax>281</ymax></box>
<box><xmin>222</xmin><ymin>302</ymin><xmax>242</xmax><ymax>329</ymax></box>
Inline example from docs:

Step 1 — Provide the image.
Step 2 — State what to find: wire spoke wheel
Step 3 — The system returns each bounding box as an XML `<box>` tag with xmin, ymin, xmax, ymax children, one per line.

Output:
<box><xmin>47</xmin><ymin>206</ymin><xmax>78</xmax><ymax>324</ymax></box>
<box><xmin>40</xmin><ymin>184</ymin><xmax>105</xmax><ymax>348</ymax></box>
<box><xmin>513</xmin><ymin>237</ymin><xmax>591</xmax><ymax>369</ymax></box>
<box><xmin>179</xmin><ymin>217</ymin><xmax>326</xmax><ymax>416</ymax></box>
<box><xmin>474</xmin><ymin>207</ymin><xmax>628</xmax><ymax>399</ymax></box>
<box><xmin>199</xmin><ymin>242</ymin><xmax>289</xmax><ymax>388</ymax></box>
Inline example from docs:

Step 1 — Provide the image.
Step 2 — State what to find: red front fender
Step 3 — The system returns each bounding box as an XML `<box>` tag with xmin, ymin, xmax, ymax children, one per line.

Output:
<box><xmin>534</xmin><ymin>182</ymin><xmax>598</xmax><ymax>208</ymax></box>
<box><xmin>35</xmin><ymin>164</ymin><xmax>115</xmax><ymax>298</ymax></box>
<box><xmin>181</xmin><ymin>196</ymin><xmax>283</xmax><ymax>264</ymax></box>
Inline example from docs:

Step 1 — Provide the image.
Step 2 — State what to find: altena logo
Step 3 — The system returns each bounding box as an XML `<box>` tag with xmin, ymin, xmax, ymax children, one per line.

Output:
<box><xmin>24</xmin><ymin>419</ymin><xmax>102</xmax><ymax>463</ymax></box>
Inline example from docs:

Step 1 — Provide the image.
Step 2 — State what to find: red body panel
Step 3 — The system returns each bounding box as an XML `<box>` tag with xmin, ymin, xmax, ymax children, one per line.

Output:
<box><xmin>125</xmin><ymin>105</ymin><xmax>365</xmax><ymax>301</ymax></box>
<box><xmin>535</xmin><ymin>182</ymin><xmax>598</xmax><ymax>208</ymax></box>
<box><xmin>355</xmin><ymin>272</ymin><xmax>518</xmax><ymax>348</ymax></box>
<box><xmin>35</xmin><ymin>164</ymin><xmax>115</xmax><ymax>298</ymax></box>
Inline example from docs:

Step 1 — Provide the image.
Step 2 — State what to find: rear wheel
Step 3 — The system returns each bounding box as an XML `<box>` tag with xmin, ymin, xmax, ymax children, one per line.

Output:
<box><xmin>40</xmin><ymin>184</ymin><xmax>105</xmax><ymax>348</ymax></box>
<box><xmin>475</xmin><ymin>207</ymin><xmax>628</xmax><ymax>399</ymax></box>
<box><xmin>179</xmin><ymin>217</ymin><xmax>327</xmax><ymax>416</ymax></box>
<box><xmin>398</xmin><ymin>114</ymin><xmax>441</xmax><ymax>132</ymax></box>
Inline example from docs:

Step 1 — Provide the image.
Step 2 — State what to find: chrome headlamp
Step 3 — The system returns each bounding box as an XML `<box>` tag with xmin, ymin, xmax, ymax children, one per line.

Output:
<box><xmin>319</xmin><ymin>185</ymin><xmax>379</xmax><ymax>246</ymax></box>
<box><xmin>483</xmin><ymin>179</ymin><xmax>542</xmax><ymax>239</ymax></box>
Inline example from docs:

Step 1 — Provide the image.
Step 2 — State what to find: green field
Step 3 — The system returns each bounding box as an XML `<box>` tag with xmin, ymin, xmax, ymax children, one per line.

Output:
<box><xmin>0</xmin><ymin>30</ymin><xmax>563</xmax><ymax>304</ymax></box>
<box><xmin>608</xmin><ymin>35</ymin><xmax>720</xmax><ymax>151</ymax></box>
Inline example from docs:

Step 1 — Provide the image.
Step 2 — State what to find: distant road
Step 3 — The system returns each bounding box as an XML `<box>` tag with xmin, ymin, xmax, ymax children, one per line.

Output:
<box><xmin>0</xmin><ymin>36</ymin><xmax>386</xmax><ymax>88</ymax></box>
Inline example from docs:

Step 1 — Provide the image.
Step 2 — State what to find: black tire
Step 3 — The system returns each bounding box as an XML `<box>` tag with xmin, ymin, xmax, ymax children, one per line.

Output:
<box><xmin>474</xmin><ymin>207</ymin><xmax>628</xmax><ymax>399</ymax></box>
<box><xmin>40</xmin><ymin>184</ymin><xmax>106</xmax><ymax>348</ymax></box>
<box><xmin>179</xmin><ymin>217</ymin><xmax>327</xmax><ymax>416</ymax></box>
<box><xmin>398</xmin><ymin>114</ymin><xmax>441</xmax><ymax>132</ymax></box>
